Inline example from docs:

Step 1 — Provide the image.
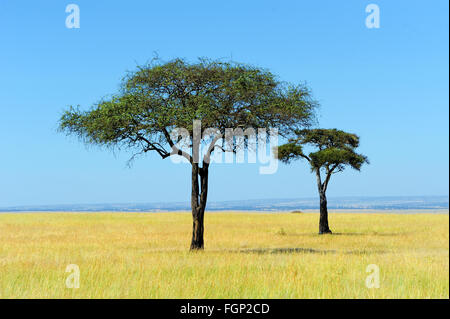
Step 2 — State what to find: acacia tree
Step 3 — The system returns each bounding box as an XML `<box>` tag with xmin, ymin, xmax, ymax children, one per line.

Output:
<box><xmin>59</xmin><ymin>58</ymin><xmax>317</xmax><ymax>250</ymax></box>
<box><xmin>277</xmin><ymin>129</ymin><xmax>368</xmax><ymax>234</ymax></box>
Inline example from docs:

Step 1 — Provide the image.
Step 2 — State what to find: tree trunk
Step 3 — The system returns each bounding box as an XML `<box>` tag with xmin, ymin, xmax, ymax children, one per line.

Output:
<box><xmin>191</xmin><ymin>206</ymin><xmax>204</xmax><ymax>250</ymax></box>
<box><xmin>190</xmin><ymin>162</ymin><xmax>209</xmax><ymax>250</ymax></box>
<box><xmin>319</xmin><ymin>191</ymin><xmax>332</xmax><ymax>234</ymax></box>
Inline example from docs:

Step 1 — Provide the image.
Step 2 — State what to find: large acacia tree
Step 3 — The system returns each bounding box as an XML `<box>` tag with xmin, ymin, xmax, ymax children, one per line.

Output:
<box><xmin>59</xmin><ymin>58</ymin><xmax>317</xmax><ymax>250</ymax></box>
<box><xmin>277</xmin><ymin>129</ymin><xmax>368</xmax><ymax>234</ymax></box>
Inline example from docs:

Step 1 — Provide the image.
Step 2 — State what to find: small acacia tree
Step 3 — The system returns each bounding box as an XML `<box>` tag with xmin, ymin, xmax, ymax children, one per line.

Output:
<box><xmin>59</xmin><ymin>58</ymin><xmax>317</xmax><ymax>250</ymax></box>
<box><xmin>277</xmin><ymin>129</ymin><xmax>368</xmax><ymax>234</ymax></box>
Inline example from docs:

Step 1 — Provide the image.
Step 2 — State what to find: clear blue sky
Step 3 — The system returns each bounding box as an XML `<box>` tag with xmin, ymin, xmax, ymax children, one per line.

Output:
<box><xmin>0</xmin><ymin>0</ymin><xmax>448</xmax><ymax>207</ymax></box>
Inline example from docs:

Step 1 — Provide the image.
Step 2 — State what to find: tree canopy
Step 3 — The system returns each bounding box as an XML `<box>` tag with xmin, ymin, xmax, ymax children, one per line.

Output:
<box><xmin>60</xmin><ymin>58</ymin><xmax>318</xmax><ymax>164</ymax></box>
<box><xmin>278</xmin><ymin>128</ymin><xmax>368</xmax><ymax>176</ymax></box>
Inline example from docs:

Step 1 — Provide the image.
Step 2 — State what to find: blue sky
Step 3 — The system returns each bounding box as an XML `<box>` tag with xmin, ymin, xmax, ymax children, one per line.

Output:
<box><xmin>0</xmin><ymin>0</ymin><xmax>448</xmax><ymax>207</ymax></box>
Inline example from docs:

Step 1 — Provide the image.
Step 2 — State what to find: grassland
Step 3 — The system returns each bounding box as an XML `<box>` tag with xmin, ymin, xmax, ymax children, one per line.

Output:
<box><xmin>0</xmin><ymin>211</ymin><xmax>448</xmax><ymax>298</ymax></box>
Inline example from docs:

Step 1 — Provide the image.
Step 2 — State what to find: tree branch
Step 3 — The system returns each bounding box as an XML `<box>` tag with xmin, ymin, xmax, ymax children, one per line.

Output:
<box><xmin>162</xmin><ymin>128</ymin><xmax>193</xmax><ymax>163</ymax></box>
<box><xmin>315</xmin><ymin>168</ymin><xmax>323</xmax><ymax>195</ymax></box>
<box><xmin>203</xmin><ymin>133</ymin><xmax>223</xmax><ymax>165</ymax></box>
<box><xmin>300</xmin><ymin>153</ymin><xmax>311</xmax><ymax>163</ymax></box>
<box><xmin>322</xmin><ymin>163</ymin><xmax>338</xmax><ymax>193</ymax></box>
<box><xmin>133</xmin><ymin>134</ymin><xmax>170</xmax><ymax>159</ymax></box>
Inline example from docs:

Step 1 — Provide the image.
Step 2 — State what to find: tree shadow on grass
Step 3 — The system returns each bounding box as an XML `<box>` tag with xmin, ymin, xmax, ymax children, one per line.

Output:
<box><xmin>333</xmin><ymin>232</ymin><xmax>407</xmax><ymax>237</ymax></box>
<box><xmin>142</xmin><ymin>247</ymin><xmax>388</xmax><ymax>255</ymax></box>
<box><xmin>284</xmin><ymin>232</ymin><xmax>407</xmax><ymax>237</ymax></box>
<box><xmin>239</xmin><ymin>247</ymin><xmax>335</xmax><ymax>254</ymax></box>
<box><xmin>238</xmin><ymin>247</ymin><xmax>387</xmax><ymax>255</ymax></box>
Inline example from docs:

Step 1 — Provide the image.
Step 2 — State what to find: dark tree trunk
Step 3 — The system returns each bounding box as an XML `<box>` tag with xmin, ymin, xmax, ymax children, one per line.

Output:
<box><xmin>191</xmin><ymin>206</ymin><xmax>204</xmax><ymax>250</ymax></box>
<box><xmin>319</xmin><ymin>191</ymin><xmax>332</xmax><ymax>234</ymax></box>
<box><xmin>190</xmin><ymin>162</ymin><xmax>209</xmax><ymax>250</ymax></box>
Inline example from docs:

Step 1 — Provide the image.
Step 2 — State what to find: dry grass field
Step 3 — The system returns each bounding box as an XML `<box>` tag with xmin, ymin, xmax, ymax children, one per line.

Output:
<box><xmin>0</xmin><ymin>212</ymin><xmax>448</xmax><ymax>298</ymax></box>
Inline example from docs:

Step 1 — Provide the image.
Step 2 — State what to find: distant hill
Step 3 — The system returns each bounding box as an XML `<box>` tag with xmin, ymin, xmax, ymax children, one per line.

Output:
<box><xmin>0</xmin><ymin>196</ymin><xmax>448</xmax><ymax>212</ymax></box>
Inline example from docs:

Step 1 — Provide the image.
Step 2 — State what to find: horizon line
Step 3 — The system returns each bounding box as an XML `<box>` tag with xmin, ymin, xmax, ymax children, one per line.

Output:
<box><xmin>1</xmin><ymin>195</ymin><xmax>448</xmax><ymax>211</ymax></box>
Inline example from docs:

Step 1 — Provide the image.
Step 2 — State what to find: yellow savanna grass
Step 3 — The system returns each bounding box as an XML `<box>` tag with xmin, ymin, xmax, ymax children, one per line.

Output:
<box><xmin>0</xmin><ymin>212</ymin><xmax>448</xmax><ymax>298</ymax></box>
